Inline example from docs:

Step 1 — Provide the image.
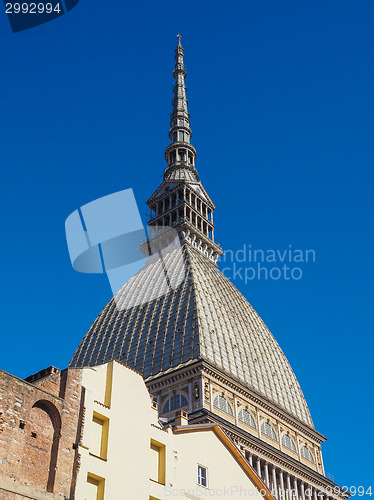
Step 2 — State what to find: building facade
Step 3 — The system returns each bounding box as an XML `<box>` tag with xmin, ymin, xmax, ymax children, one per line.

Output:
<box><xmin>69</xmin><ymin>38</ymin><xmax>349</xmax><ymax>500</ymax></box>
<box><xmin>74</xmin><ymin>359</ymin><xmax>276</xmax><ymax>500</ymax></box>
<box><xmin>0</xmin><ymin>366</ymin><xmax>83</xmax><ymax>499</ymax></box>
<box><xmin>0</xmin><ymin>361</ymin><xmax>277</xmax><ymax>499</ymax></box>
<box><xmin>0</xmin><ymin>39</ymin><xmax>348</xmax><ymax>500</ymax></box>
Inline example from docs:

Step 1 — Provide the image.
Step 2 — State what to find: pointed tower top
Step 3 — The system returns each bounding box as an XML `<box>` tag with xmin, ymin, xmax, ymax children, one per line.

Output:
<box><xmin>144</xmin><ymin>39</ymin><xmax>223</xmax><ymax>264</ymax></box>
<box><xmin>164</xmin><ymin>37</ymin><xmax>198</xmax><ymax>182</ymax></box>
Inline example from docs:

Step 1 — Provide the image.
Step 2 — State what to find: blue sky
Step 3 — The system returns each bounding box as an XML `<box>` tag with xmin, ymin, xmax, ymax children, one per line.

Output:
<box><xmin>0</xmin><ymin>0</ymin><xmax>373</xmax><ymax>491</ymax></box>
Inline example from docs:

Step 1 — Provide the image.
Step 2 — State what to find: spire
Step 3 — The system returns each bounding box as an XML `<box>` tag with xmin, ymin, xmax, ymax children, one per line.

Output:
<box><xmin>145</xmin><ymin>37</ymin><xmax>223</xmax><ymax>264</ymax></box>
<box><xmin>164</xmin><ymin>35</ymin><xmax>198</xmax><ymax>182</ymax></box>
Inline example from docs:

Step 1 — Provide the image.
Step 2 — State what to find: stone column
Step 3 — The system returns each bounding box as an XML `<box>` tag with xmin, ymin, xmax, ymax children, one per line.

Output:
<box><xmin>306</xmin><ymin>485</ymin><xmax>313</xmax><ymax>500</ymax></box>
<box><xmin>271</xmin><ymin>465</ymin><xmax>278</xmax><ymax>498</ymax></box>
<box><xmin>264</xmin><ymin>462</ymin><xmax>270</xmax><ymax>487</ymax></box>
<box><xmin>279</xmin><ymin>470</ymin><xmax>285</xmax><ymax>500</ymax></box>
<box><xmin>293</xmin><ymin>477</ymin><xmax>299</xmax><ymax>500</ymax></box>
<box><xmin>313</xmin><ymin>489</ymin><xmax>318</xmax><ymax>500</ymax></box>
<box><xmin>286</xmin><ymin>473</ymin><xmax>292</xmax><ymax>500</ymax></box>
<box><xmin>247</xmin><ymin>451</ymin><xmax>253</xmax><ymax>467</ymax></box>
<box><xmin>256</xmin><ymin>457</ymin><xmax>262</xmax><ymax>478</ymax></box>
<box><xmin>188</xmin><ymin>382</ymin><xmax>192</xmax><ymax>411</ymax></box>
<box><xmin>209</xmin><ymin>384</ymin><xmax>213</xmax><ymax>412</ymax></box>
<box><xmin>300</xmin><ymin>481</ymin><xmax>305</xmax><ymax>500</ymax></box>
<box><xmin>257</xmin><ymin>412</ymin><xmax>262</xmax><ymax>438</ymax></box>
<box><xmin>234</xmin><ymin>396</ymin><xmax>239</xmax><ymax>426</ymax></box>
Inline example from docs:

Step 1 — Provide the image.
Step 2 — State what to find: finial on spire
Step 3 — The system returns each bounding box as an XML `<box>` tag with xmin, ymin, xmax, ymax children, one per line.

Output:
<box><xmin>177</xmin><ymin>34</ymin><xmax>182</xmax><ymax>45</ymax></box>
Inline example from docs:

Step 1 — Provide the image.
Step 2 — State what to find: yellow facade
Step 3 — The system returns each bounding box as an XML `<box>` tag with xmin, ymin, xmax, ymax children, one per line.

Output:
<box><xmin>75</xmin><ymin>360</ymin><xmax>275</xmax><ymax>500</ymax></box>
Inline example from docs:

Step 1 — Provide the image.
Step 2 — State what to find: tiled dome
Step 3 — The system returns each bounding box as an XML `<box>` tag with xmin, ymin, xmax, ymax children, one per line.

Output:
<box><xmin>70</xmin><ymin>244</ymin><xmax>313</xmax><ymax>427</ymax></box>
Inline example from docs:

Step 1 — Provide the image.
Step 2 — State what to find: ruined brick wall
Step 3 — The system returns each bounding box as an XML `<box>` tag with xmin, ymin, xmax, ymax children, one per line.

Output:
<box><xmin>0</xmin><ymin>368</ymin><xmax>83</xmax><ymax>499</ymax></box>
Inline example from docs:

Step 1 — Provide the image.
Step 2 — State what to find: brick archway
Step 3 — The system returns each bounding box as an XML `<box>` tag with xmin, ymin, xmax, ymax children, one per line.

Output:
<box><xmin>24</xmin><ymin>399</ymin><xmax>62</xmax><ymax>493</ymax></box>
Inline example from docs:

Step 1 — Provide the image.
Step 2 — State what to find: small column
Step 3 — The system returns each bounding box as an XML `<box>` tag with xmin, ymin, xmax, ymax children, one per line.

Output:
<box><xmin>256</xmin><ymin>457</ymin><xmax>262</xmax><ymax>478</ymax></box>
<box><xmin>278</xmin><ymin>423</ymin><xmax>283</xmax><ymax>451</ymax></box>
<box><xmin>271</xmin><ymin>465</ymin><xmax>278</xmax><ymax>498</ymax></box>
<box><xmin>296</xmin><ymin>435</ymin><xmax>302</xmax><ymax>461</ymax></box>
<box><xmin>286</xmin><ymin>473</ymin><xmax>292</xmax><ymax>500</ymax></box>
<box><xmin>199</xmin><ymin>377</ymin><xmax>204</xmax><ymax>409</ymax></box>
<box><xmin>247</xmin><ymin>451</ymin><xmax>253</xmax><ymax>467</ymax></box>
<box><xmin>209</xmin><ymin>383</ymin><xmax>213</xmax><ymax>412</ymax></box>
<box><xmin>257</xmin><ymin>412</ymin><xmax>262</xmax><ymax>438</ymax></box>
<box><xmin>300</xmin><ymin>481</ymin><xmax>305</xmax><ymax>500</ymax></box>
<box><xmin>313</xmin><ymin>489</ymin><xmax>318</xmax><ymax>500</ymax></box>
<box><xmin>279</xmin><ymin>470</ymin><xmax>285</xmax><ymax>500</ymax></box>
<box><xmin>157</xmin><ymin>393</ymin><xmax>161</xmax><ymax>413</ymax></box>
<box><xmin>162</xmin><ymin>198</ymin><xmax>165</xmax><ymax>213</ymax></box>
<box><xmin>293</xmin><ymin>477</ymin><xmax>299</xmax><ymax>500</ymax></box>
<box><xmin>188</xmin><ymin>382</ymin><xmax>193</xmax><ymax>411</ymax></box>
<box><xmin>234</xmin><ymin>396</ymin><xmax>239</xmax><ymax>426</ymax></box>
<box><xmin>264</xmin><ymin>462</ymin><xmax>270</xmax><ymax>487</ymax></box>
<box><xmin>306</xmin><ymin>485</ymin><xmax>313</xmax><ymax>500</ymax></box>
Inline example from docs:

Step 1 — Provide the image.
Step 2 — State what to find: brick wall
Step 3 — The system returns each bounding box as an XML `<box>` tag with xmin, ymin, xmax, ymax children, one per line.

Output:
<box><xmin>0</xmin><ymin>368</ymin><xmax>83</xmax><ymax>499</ymax></box>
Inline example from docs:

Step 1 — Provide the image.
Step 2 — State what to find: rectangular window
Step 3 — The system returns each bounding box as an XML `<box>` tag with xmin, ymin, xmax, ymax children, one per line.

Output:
<box><xmin>91</xmin><ymin>412</ymin><xmax>109</xmax><ymax>460</ymax></box>
<box><xmin>150</xmin><ymin>439</ymin><xmax>166</xmax><ymax>485</ymax></box>
<box><xmin>87</xmin><ymin>473</ymin><xmax>105</xmax><ymax>500</ymax></box>
<box><xmin>197</xmin><ymin>464</ymin><xmax>207</xmax><ymax>487</ymax></box>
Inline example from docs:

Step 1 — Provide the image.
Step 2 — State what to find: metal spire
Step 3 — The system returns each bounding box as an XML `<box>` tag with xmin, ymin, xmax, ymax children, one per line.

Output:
<box><xmin>164</xmin><ymin>36</ymin><xmax>198</xmax><ymax>181</ymax></box>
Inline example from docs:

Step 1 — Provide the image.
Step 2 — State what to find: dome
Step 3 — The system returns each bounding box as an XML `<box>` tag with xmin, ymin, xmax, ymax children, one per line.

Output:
<box><xmin>70</xmin><ymin>244</ymin><xmax>313</xmax><ymax>427</ymax></box>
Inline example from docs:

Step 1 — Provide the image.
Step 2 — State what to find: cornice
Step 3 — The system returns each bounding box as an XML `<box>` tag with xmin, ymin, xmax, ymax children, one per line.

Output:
<box><xmin>200</xmin><ymin>360</ymin><xmax>326</xmax><ymax>444</ymax></box>
<box><xmin>190</xmin><ymin>409</ymin><xmax>348</xmax><ymax>500</ymax></box>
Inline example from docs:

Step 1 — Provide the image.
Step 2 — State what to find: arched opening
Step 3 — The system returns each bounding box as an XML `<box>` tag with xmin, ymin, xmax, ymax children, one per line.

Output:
<box><xmin>261</xmin><ymin>421</ymin><xmax>277</xmax><ymax>441</ymax></box>
<box><xmin>24</xmin><ymin>400</ymin><xmax>62</xmax><ymax>493</ymax></box>
<box><xmin>162</xmin><ymin>393</ymin><xmax>188</xmax><ymax>414</ymax></box>
<box><xmin>213</xmin><ymin>395</ymin><xmax>233</xmax><ymax>416</ymax></box>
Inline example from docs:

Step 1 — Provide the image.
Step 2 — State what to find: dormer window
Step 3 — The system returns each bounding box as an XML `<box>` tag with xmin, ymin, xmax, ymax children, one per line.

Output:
<box><xmin>261</xmin><ymin>421</ymin><xmax>277</xmax><ymax>441</ymax></box>
<box><xmin>282</xmin><ymin>434</ymin><xmax>297</xmax><ymax>452</ymax></box>
<box><xmin>301</xmin><ymin>446</ymin><xmax>315</xmax><ymax>463</ymax></box>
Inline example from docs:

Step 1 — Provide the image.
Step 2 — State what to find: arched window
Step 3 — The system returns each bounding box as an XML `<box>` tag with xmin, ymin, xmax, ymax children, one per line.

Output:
<box><xmin>163</xmin><ymin>394</ymin><xmax>188</xmax><ymax>413</ymax></box>
<box><xmin>261</xmin><ymin>421</ymin><xmax>277</xmax><ymax>441</ymax></box>
<box><xmin>238</xmin><ymin>409</ymin><xmax>256</xmax><ymax>428</ymax></box>
<box><xmin>300</xmin><ymin>446</ymin><xmax>315</xmax><ymax>463</ymax></box>
<box><xmin>213</xmin><ymin>395</ymin><xmax>233</xmax><ymax>415</ymax></box>
<box><xmin>282</xmin><ymin>434</ymin><xmax>297</xmax><ymax>452</ymax></box>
